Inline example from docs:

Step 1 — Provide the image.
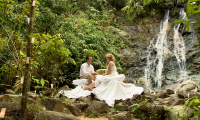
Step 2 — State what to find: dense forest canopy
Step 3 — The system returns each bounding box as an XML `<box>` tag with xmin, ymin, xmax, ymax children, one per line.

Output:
<box><xmin>0</xmin><ymin>0</ymin><xmax>132</xmax><ymax>91</ymax></box>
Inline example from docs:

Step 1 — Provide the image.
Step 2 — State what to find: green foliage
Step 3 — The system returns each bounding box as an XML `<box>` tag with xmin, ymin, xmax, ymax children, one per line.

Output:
<box><xmin>0</xmin><ymin>0</ymin><xmax>129</xmax><ymax>91</ymax></box>
<box><xmin>172</xmin><ymin>19</ymin><xmax>190</xmax><ymax>31</ymax></box>
<box><xmin>184</xmin><ymin>96</ymin><xmax>200</xmax><ymax>119</ymax></box>
<box><xmin>172</xmin><ymin>0</ymin><xmax>200</xmax><ymax>30</ymax></box>
<box><xmin>122</xmin><ymin>0</ymin><xmax>188</xmax><ymax>19</ymax></box>
<box><xmin>121</xmin><ymin>0</ymin><xmax>145</xmax><ymax>19</ymax></box>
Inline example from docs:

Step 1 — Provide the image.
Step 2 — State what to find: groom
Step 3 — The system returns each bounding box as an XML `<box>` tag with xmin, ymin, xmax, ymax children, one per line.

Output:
<box><xmin>80</xmin><ymin>56</ymin><xmax>98</xmax><ymax>85</ymax></box>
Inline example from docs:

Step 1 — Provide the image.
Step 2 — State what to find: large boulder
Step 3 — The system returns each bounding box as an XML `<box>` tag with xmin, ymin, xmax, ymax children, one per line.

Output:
<box><xmin>177</xmin><ymin>80</ymin><xmax>198</xmax><ymax>94</ymax></box>
<box><xmin>74</xmin><ymin>103</ymin><xmax>89</xmax><ymax>112</ymax></box>
<box><xmin>42</xmin><ymin>98</ymin><xmax>65</xmax><ymax>112</ymax></box>
<box><xmin>165</xmin><ymin>106</ymin><xmax>195</xmax><ymax>120</ymax></box>
<box><xmin>35</xmin><ymin>111</ymin><xmax>80</xmax><ymax>120</ymax></box>
<box><xmin>86</xmin><ymin>100</ymin><xmax>110</xmax><ymax>114</ymax></box>
<box><xmin>66</xmin><ymin>104</ymin><xmax>82</xmax><ymax>116</ymax></box>
<box><xmin>0</xmin><ymin>102</ymin><xmax>20</xmax><ymax>112</ymax></box>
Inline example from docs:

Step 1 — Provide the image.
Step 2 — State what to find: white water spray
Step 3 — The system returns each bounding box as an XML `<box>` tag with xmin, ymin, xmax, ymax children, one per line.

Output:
<box><xmin>172</xmin><ymin>8</ymin><xmax>188</xmax><ymax>92</ymax></box>
<box><xmin>145</xmin><ymin>9</ymin><xmax>188</xmax><ymax>91</ymax></box>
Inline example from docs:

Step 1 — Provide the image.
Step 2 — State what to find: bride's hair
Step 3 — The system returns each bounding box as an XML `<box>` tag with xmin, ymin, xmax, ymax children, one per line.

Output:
<box><xmin>106</xmin><ymin>54</ymin><xmax>115</xmax><ymax>61</ymax></box>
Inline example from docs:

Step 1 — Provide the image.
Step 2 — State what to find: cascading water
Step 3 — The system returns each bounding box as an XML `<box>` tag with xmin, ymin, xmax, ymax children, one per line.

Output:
<box><xmin>173</xmin><ymin>8</ymin><xmax>188</xmax><ymax>80</ymax></box>
<box><xmin>145</xmin><ymin>9</ymin><xmax>188</xmax><ymax>91</ymax></box>
<box><xmin>172</xmin><ymin>8</ymin><xmax>188</xmax><ymax>92</ymax></box>
<box><xmin>145</xmin><ymin>10</ymin><xmax>170</xmax><ymax>91</ymax></box>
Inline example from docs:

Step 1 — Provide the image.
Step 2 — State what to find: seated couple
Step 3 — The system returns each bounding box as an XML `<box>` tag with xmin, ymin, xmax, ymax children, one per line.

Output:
<box><xmin>80</xmin><ymin>54</ymin><xmax>119</xmax><ymax>90</ymax></box>
<box><xmin>59</xmin><ymin>53</ymin><xmax>143</xmax><ymax>107</ymax></box>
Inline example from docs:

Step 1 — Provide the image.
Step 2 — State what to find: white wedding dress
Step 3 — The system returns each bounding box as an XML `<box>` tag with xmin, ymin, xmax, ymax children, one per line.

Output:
<box><xmin>58</xmin><ymin>66</ymin><xmax>144</xmax><ymax>107</ymax></box>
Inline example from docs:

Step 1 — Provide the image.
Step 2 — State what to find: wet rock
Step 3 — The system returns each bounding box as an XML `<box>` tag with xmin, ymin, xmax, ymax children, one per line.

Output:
<box><xmin>86</xmin><ymin>100</ymin><xmax>110</xmax><ymax>114</ymax></box>
<box><xmin>109</xmin><ymin>111</ymin><xmax>131</xmax><ymax>120</ymax></box>
<box><xmin>114</xmin><ymin>105</ymin><xmax>128</xmax><ymax>111</ymax></box>
<box><xmin>74</xmin><ymin>103</ymin><xmax>89</xmax><ymax>112</ymax></box>
<box><xmin>0</xmin><ymin>102</ymin><xmax>20</xmax><ymax>112</ymax></box>
<box><xmin>35</xmin><ymin>111</ymin><xmax>80</xmax><ymax>120</ymax></box>
<box><xmin>66</xmin><ymin>104</ymin><xmax>82</xmax><ymax>116</ymax></box>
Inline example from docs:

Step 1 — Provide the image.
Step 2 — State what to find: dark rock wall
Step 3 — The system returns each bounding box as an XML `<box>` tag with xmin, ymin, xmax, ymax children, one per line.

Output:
<box><xmin>120</xmin><ymin>7</ymin><xmax>200</xmax><ymax>89</ymax></box>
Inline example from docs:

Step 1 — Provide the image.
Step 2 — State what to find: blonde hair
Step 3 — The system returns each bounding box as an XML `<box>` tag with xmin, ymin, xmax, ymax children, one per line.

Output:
<box><xmin>106</xmin><ymin>54</ymin><xmax>115</xmax><ymax>61</ymax></box>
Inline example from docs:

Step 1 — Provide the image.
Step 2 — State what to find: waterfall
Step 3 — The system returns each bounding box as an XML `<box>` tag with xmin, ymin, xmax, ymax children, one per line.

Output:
<box><xmin>172</xmin><ymin>8</ymin><xmax>188</xmax><ymax>92</ymax></box>
<box><xmin>145</xmin><ymin>9</ymin><xmax>188</xmax><ymax>91</ymax></box>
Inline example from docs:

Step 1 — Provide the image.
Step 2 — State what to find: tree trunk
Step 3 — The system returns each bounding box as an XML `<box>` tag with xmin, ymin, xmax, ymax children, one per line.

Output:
<box><xmin>20</xmin><ymin>0</ymin><xmax>35</xmax><ymax>117</ymax></box>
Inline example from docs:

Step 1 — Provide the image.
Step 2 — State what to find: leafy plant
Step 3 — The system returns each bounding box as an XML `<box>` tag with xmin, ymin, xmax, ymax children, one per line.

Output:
<box><xmin>172</xmin><ymin>0</ymin><xmax>200</xmax><ymax>31</ymax></box>
<box><xmin>184</xmin><ymin>96</ymin><xmax>200</xmax><ymax>119</ymax></box>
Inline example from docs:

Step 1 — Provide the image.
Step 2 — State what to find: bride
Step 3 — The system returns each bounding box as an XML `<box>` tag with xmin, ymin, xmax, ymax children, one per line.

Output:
<box><xmin>81</xmin><ymin>53</ymin><xmax>119</xmax><ymax>90</ymax></box>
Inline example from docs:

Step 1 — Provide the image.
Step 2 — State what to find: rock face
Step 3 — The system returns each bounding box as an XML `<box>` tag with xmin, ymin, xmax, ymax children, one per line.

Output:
<box><xmin>120</xmin><ymin>9</ymin><xmax>200</xmax><ymax>91</ymax></box>
<box><xmin>35</xmin><ymin>111</ymin><xmax>80</xmax><ymax>120</ymax></box>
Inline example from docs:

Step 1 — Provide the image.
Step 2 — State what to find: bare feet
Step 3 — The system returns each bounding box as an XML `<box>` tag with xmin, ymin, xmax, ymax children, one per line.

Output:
<box><xmin>81</xmin><ymin>85</ymin><xmax>87</xmax><ymax>90</ymax></box>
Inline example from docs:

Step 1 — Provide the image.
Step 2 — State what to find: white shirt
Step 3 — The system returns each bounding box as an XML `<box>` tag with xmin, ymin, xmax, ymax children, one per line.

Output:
<box><xmin>80</xmin><ymin>62</ymin><xmax>95</xmax><ymax>77</ymax></box>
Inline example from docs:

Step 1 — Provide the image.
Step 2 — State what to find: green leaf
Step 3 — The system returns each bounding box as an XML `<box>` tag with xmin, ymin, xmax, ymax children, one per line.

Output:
<box><xmin>193</xmin><ymin>21</ymin><xmax>200</xmax><ymax>29</ymax></box>
<box><xmin>186</xmin><ymin>0</ymin><xmax>192</xmax><ymax>17</ymax></box>
<box><xmin>194</xmin><ymin>99</ymin><xmax>200</xmax><ymax>104</ymax></box>
<box><xmin>0</xmin><ymin>17</ymin><xmax>5</xmax><ymax>23</ymax></box>
<box><xmin>40</xmin><ymin>78</ymin><xmax>45</xmax><ymax>87</ymax></box>
<box><xmin>193</xmin><ymin>106</ymin><xmax>199</xmax><ymax>110</ymax></box>
<box><xmin>171</xmin><ymin>19</ymin><xmax>190</xmax><ymax>31</ymax></box>
<box><xmin>28</xmin><ymin>34</ymin><xmax>36</xmax><ymax>38</ymax></box>
<box><xmin>192</xmin><ymin>9</ymin><xmax>200</xmax><ymax>16</ymax></box>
